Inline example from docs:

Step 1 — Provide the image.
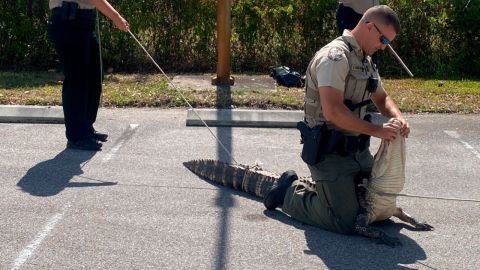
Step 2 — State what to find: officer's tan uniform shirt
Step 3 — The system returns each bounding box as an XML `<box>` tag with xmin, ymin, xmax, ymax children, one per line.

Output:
<box><xmin>304</xmin><ymin>30</ymin><xmax>385</xmax><ymax>135</ymax></box>
<box><xmin>339</xmin><ymin>0</ymin><xmax>379</xmax><ymax>14</ymax></box>
<box><xmin>49</xmin><ymin>0</ymin><xmax>95</xmax><ymax>9</ymax></box>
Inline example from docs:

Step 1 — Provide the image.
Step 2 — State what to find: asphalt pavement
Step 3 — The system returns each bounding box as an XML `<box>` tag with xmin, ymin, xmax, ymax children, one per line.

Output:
<box><xmin>1</xmin><ymin>108</ymin><xmax>479</xmax><ymax>270</ymax></box>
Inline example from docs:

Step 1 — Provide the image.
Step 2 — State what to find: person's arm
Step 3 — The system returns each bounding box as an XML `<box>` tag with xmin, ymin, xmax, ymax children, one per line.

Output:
<box><xmin>319</xmin><ymin>86</ymin><xmax>400</xmax><ymax>141</ymax></box>
<box><xmin>90</xmin><ymin>0</ymin><xmax>129</xmax><ymax>32</ymax></box>
<box><xmin>371</xmin><ymin>90</ymin><xmax>410</xmax><ymax>137</ymax></box>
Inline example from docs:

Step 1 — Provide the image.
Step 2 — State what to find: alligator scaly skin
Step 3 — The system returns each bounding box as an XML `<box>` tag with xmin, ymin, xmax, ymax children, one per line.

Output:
<box><xmin>183</xmin><ymin>159</ymin><xmax>315</xmax><ymax>198</ymax></box>
<box><xmin>183</xmin><ymin>159</ymin><xmax>279</xmax><ymax>198</ymax></box>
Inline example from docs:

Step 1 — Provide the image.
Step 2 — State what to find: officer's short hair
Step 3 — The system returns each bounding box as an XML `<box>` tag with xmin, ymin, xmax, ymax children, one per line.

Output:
<box><xmin>361</xmin><ymin>5</ymin><xmax>401</xmax><ymax>34</ymax></box>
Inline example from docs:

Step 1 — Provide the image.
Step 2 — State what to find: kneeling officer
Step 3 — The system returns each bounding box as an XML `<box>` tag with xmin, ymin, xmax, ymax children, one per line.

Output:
<box><xmin>264</xmin><ymin>5</ymin><xmax>410</xmax><ymax>235</ymax></box>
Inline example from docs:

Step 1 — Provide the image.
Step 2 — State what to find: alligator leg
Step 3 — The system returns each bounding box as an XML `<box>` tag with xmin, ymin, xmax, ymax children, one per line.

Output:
<box><xmin>354</xmin><ymin>207</ymin><xmax>402</xmax><ymax>247</ymax></box>
<box><xmin>393</xmin><ymin>207</ymin><xmax>434</xmax><ymax>231</ymax></box>
<box><xmin>354</xmin><ymin>178</ymin><xmax>401</xmax><ymax>247</ymax></box>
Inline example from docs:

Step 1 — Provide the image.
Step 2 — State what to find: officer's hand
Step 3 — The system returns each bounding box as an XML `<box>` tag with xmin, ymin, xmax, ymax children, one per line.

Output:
<box><xmin>113</xmin><ymin>15</ymin><xmax>129</xmax><ymax>32</ymax></box>
<box><xmin>397</xmin><ymin>118</ymin><xmax>410</xmax><ymax>138</ymax></box>
<box><xmin>376</xmin><ymin>122</ymin><xmax>400</xmax><ymax>141</ymax></box>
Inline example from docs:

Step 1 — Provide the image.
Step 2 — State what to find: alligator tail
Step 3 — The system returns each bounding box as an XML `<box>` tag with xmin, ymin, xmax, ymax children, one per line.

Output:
<box><xmin>183</xmin><ymin>159</ymin><xmax>282</xmax><ymax>198</ymax></box>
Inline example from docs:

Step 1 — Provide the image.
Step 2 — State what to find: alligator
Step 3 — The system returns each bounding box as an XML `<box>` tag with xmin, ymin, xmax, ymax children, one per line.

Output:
<box><xmin>354</xmin><ymin>118</ymin><xmax>433</xmax><ymax>246</ymax></box>
<box><xmin>183</xmin><ymin>120</ymin><xmax>433</xmax><ymax>246</ymax></box>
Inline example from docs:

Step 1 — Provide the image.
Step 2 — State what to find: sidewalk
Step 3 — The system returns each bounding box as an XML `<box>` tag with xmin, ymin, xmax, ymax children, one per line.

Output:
<box><xmin>170</xmin><ymin>74</ymin><xmax>278</xmax><ymax>91</ymax></box>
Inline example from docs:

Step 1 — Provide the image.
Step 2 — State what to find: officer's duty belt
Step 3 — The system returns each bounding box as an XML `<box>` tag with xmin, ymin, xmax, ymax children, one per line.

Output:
<box><xmin>52</xmin><ymin>2</ymin><xmax>95</xmax><ymax>21</ymax></box>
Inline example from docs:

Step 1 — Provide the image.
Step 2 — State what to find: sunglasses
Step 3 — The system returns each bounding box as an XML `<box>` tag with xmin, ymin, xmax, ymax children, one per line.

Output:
<box><xmin>371</xmin><ymin>22</ymin><xmax>391</xmax><ymax>45</ymax></box>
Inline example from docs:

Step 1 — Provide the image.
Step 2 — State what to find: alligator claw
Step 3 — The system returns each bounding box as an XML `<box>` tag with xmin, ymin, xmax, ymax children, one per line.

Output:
<box><xmin>415</xmin><ymin>222</ymin><xmax>434</xmax><ymax>231</ymax></box>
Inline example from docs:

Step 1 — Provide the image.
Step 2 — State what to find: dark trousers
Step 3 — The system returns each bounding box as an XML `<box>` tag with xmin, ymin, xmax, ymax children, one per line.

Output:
<box><xmin>336</xmin><ymin>4</ymin><xmax>378</xmax><ymax>65</ymax></box>
<box><xmin>336</xmin><ymin>4</ymin><xmax>363</xmax><ymax>34</ymax></box>
<box><xmin>48</xmin><ymin>9</ymin><xmax>102</xmax><ymax>141</ymax></box>
<box><xmin>282</xmin><ymin>149</ymin><xmax>373</xmax><ymax>234</ymax></box>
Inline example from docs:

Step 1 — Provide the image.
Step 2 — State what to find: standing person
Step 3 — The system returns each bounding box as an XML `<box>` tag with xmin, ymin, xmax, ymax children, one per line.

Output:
<box><xmin>48</xmin><ymin>0</ymin><xmax>129</xmax><ymax>150</ymax></box>
<box><xmin>264</xmin><ymin>6</ymin><xmax>409</xmax><ymax>235</ymax></box>
<box><xmin>337</xmin><ymin>0</ymin><xmax>379</xmax><ymax>33</ymax></box>
<box><xmin>337</xmin><ymin>0</ymin><xmax>380</xmax><ymax>65</ymax></box>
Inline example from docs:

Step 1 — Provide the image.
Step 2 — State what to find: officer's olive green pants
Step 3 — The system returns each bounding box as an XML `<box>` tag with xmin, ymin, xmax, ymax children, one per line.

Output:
<box><xmin>282</xmin><ymin>149</ymin><xmax>373</xmax><ymax>234</ymax></box>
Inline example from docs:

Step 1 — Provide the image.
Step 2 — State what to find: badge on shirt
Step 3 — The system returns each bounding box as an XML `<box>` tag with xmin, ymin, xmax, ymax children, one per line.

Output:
<box><xmin>328</xmin><ymin>47</ymin><xmax>343</xmax><ymax>61</ymax></box>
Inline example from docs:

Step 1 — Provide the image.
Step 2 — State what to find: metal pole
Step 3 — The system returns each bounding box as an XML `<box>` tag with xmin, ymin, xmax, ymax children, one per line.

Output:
<box><xmin>387</xmin><ymin>44</ymin><xmax>414</xmax><ymax>77</ymax></box>
<box><xmin>96</xmin><ymin>10</ymin><xmax>104</xmax><ymax>106</ymax></box>
<box><xmin>212</xmin><ymin>0</ymin><xmax>234</xmax><ymax>85</ymax></box>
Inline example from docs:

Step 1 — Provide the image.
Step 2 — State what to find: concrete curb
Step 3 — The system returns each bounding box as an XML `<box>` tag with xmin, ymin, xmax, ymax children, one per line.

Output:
<box><xmin>0</xmin><ymin>105</ymin><xmax>388</xmax><ymax>127</ymax></box>
<box><xmin>186</xmin><ymin>108</ymin><xmax>388</xmax><ymax>128</ymax></box>
<box><xmin>186</xmin><ymin>108</ymin><xmax>304</xmax><ymax>128</ymax></box>
<box><xmin>0</xmin><ymin>105</ymin><xmax>64</xmax><ymax>124</ymax></box>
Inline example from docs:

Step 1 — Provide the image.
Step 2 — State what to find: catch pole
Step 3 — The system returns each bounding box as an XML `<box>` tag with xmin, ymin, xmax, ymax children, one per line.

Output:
<box><xmin>387</xmin><ymin>44</ymin><xmax>414</xmax><ymax>77</ymax></box>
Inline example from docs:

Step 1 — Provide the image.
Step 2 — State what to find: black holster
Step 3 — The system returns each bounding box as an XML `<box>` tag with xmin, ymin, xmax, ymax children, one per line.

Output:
<box><xmin>297</xmin><ymin>121</ymin><xmax>326</xmax><ymax>165</ymax></box>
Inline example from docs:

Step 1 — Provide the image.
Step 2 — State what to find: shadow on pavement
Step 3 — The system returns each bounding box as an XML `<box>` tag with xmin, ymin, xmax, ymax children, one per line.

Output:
<box><xmin>264</xmin><ymin>210</ymin><xmax>429</xmax><ymax>270</ymax></box>
<box><xmin>214</xmin><ymin>85</ymin><xmax>234</xmax><ymax>270</ymax></box>
<box><xmin>16</xmin><ymin>149</ymin><xmax>116</xmax><ymax>197</ymax></box>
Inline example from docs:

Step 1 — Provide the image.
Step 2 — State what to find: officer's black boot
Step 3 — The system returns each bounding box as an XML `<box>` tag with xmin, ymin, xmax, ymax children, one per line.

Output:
<box><xmin>67</xmin><ymin>138</ymin><xmax>102</xmax><ymax>151</ymax></box>
<box><xmin>264</xmin><ymin>170</ymin><xmax>298</xmax><ymax>210</ymax></box>
<box><xmin>91</xmin><ymin>130</ymin><xmax>108</xmax><ymax>142</ymax></box>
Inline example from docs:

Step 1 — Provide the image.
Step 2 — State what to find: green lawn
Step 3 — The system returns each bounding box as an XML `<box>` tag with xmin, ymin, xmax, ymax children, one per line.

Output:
<box><xmin>1</xmin><ymin>71</ymin><xmax>479</xmax><ymax>113</ymax></box>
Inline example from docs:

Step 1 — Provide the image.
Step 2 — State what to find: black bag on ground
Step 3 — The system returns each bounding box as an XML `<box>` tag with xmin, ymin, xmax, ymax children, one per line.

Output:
<box><xmin>270</xmin><ymin>66</ymin><xmax>305</xmax><ymax>88</ymax></box>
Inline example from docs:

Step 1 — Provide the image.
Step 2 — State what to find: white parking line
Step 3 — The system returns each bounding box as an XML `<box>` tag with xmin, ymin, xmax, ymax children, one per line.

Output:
<box><xmin>102</xmin><ymin>124</ymin><xmax>139</xmax><ymax>163</ymax></box>
<box><xmin>444</xmin><ymin>130</ymin><xmax>480</xmax><ymax>159</ymax></box>
<box><xmin>11</xmin><ymin>202</ymin><xmax>72</xmax><ymax>270</ymax></box>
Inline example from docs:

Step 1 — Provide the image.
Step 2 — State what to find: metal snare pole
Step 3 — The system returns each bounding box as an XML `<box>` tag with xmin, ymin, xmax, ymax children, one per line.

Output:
<box><xmin>387</xmin><ymin>44</ymin><xmax>414</xmax><ymax>77</ymax></box>
<box><xmin>127</xmin><ymin>30</ymin><xmax>239</xmax><ymax>165</ymax></box>
<box><xmin>96</xmin><ymin>10</ymin><xmax>104</xmax><ymax>105</ymax></box>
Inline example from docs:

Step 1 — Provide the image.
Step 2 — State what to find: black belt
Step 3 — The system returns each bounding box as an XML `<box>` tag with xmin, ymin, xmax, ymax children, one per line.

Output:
<box><xmin>333</xmin><ymin>134</ymin><xmax>370</xmax><ymax>155</ymax></box>
<box><xmin>52</xmin><ymin>2</ymin><xmax>95</xmax><ymax>21</ymax></box>
<box><xmin>324</xmin><ymin>114</ymin><xmax>372</xmax><ymax>156</ymax></box>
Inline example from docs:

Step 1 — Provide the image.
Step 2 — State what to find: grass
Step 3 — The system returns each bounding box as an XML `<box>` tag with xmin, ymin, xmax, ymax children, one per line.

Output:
<box><xmin>383</xmin><ymin>79</ymin><xmax>480</xmax><ymax>113</ymax></box>
<box><xmin>1</xmin><ymin>71</ymin><xmax>479</xmax><ymax>113</ymax></box>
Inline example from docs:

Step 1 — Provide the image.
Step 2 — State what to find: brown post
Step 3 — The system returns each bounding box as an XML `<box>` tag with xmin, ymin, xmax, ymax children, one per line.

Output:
<box><xmin>212</xmin><ymin>0</ymin><xmax>234</xmax><ymax>86</ymax></box>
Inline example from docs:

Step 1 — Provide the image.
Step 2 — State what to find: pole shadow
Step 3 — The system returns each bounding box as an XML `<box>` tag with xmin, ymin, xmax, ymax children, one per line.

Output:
<box><xmin>16</xmin><ymin>149</ymin><xmax>116</xmax><ymax>197</ymax></box>
<box><xmin>214</xmin><ymin>84</ymin><xmax>234</xmax><ymax>270</ymax></box>
<box><xmin>264</xmin><ymin>210</ymin><xmax>430</xmax><ymax>270</ymax></box>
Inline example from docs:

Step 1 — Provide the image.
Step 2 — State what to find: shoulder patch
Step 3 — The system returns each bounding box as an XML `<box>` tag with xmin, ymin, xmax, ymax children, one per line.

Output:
<box><xmin>327</xmin><ymin>47</ymin><xmax>344</xmax><ymax>61</ymax></box>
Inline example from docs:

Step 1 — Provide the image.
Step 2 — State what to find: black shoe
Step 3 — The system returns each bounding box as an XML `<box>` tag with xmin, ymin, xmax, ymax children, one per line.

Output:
<box><xmin>264</xmin><ymin>170</ymin><xmax>298</xmax><ymax>210</ymax></box>
<box><xmin>67</xmin><ymin>138</ymin><xmax>102</xmax><ymax>151</ymax></box>
<box><xmin>92</xmin><ymin>131</ymin><xmax>108</xmax><ymax>142</ymax></box>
